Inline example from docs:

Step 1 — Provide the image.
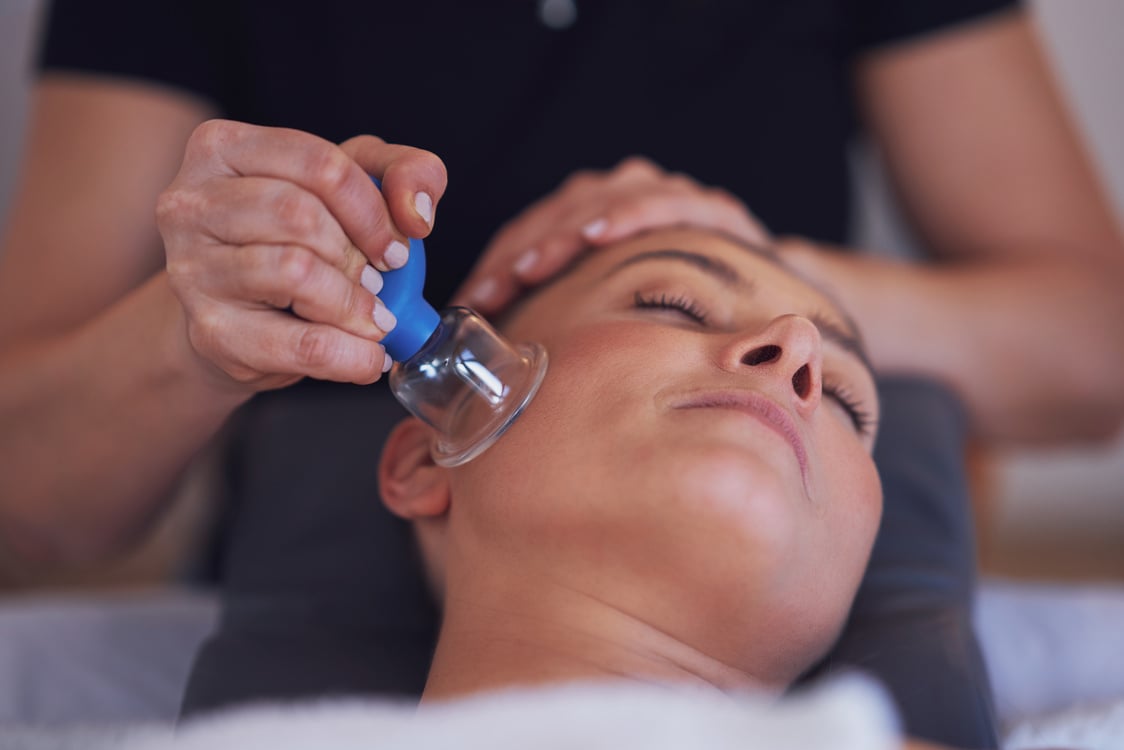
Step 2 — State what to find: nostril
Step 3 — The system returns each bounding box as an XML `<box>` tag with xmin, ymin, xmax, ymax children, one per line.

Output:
<box><xmin>743</xmin><ymin>345</ymin><xmax>781</xmax><ymax>366</ymax></box>
<box><xmin>792</xmin><ymin>364</ymin><xmax>811</xmax><ymax>399</ymax></box>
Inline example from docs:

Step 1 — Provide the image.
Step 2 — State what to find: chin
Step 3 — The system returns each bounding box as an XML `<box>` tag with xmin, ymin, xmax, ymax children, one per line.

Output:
<box><xmin>666</xmin><ymin>444</ymin><xmax>802</xmax><ymax>555</ymax></box>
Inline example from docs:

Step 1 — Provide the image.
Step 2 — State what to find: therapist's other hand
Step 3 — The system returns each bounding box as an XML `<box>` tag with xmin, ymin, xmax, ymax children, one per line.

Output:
<box><xmin>453</xmin><ymin>156</ymin><xmax>769</xmax><ymax>315</ymax></box>
<box><xmin>159</xmin><ymin>120</ymin><xmax>446</xmax><ymax>391</ymax></box>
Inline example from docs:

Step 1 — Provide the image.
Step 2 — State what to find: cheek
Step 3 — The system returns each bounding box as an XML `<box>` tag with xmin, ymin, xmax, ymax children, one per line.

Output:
<box><xmin>450</xmin><ymin>324</ymin><xmax>691</xmax><ymax>542</ymax></box>
<box><xmin>815</xmin><ymin>426</ymin><xmax>883</xmax><ymax>548</ymax></box>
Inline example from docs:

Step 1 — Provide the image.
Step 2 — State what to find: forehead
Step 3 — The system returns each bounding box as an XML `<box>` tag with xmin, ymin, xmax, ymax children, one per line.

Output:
<box><xmin>507</xmin><ymin>228</ymin><xmax>855</xmax><ymax>336</ymax></box>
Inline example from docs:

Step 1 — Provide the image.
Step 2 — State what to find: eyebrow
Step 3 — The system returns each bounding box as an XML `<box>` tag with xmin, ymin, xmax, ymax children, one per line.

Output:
<box><xmin>605</xmin><ymin>248</ymin><xmax>875</xmax><ymax>378</ymax></box>
<box><xmin>609</xmin><ymin>248</ymin><xmax>747</xmax><ymax>289</ymax></box>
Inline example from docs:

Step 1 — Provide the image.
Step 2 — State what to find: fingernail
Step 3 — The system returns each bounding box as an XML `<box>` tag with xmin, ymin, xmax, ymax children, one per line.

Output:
<box><xmin>384</xmin><ymin>240</ymin><xmax>409</xmax><ymax>269</ymax></box>
<box><xmin>513</xmin><ymin>248</ymin><xmax>539</xmax><ymax>278</ymax></box>
<box><xmin>373</xmin><ymin>299</ymin><xmax>397</xmax><ymax>333</ymax></box>
<box><xmin>582</xmin><ymin>218</ymin><xmax>608</xmax><ymax>239</ymax></box>
<box><xmin>470</xmin><ymin>277</ymin><xmax>497</xmax><ymax>306</ymax></box>
<box><xmin>414</xmin><ymin>192</ymin><xmax>433</xmax><ymax>227</ymax></box>
<box><xmin>360</xmin><ymin>265</ymin><xmax>383</xmax><ymax>295</ymax></box>
<box><xmin>382</xmin><ymin>350</ymin><xmax>394</xmax><ymax>373</ymax></box>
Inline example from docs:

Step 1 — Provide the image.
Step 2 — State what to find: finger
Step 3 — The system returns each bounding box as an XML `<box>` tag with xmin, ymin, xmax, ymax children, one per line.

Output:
<box><xmin>449</xmin><ymin>269</ymin><xmax>524</xmax><ymax>316</ymax></box>
<box><xmin>218</xmin><ymin>244</ymin><xmax>396</xmax><ymax>341</ymax></box>
<box><xmin>453</xmin><ymin>223</ymin><xmax>589</xmax><ymax>315</ymax></box>
<box><xmin>341</xmin><ymin>135</ymin><xmax>448</xmax><ymax>239</ymax></box>
<box><xmin>486</xmin><ymin>184</ymin><xmax>769</xmax><ymax>294</ymax></box>
<box><xmin>237</xmin><ymin>311</ymin><xmax>392</xmax><ymax>385</ymax></box>
<box><xmin>183</xmin><ymin>120</ymin><xmax>409</xmax><ymax>271</ymax></box>
<box><xmin>185</xmin><ymin>176</ymin><xmax>370</xmax><ymax>277</ymax></box>
<box><xmin>606</xmin><ymin>155</ymin><xmax>664</xmax><ymax>184</ymax></box>
<box><xmin>464</xmin><ymin>163</ymin><xmax>668</xmax><ymax>298</ymax></box>
<box><xmin>455</xmin><ymin>190</ymin><xmax>594</xmax><ymax>310</ymax></box>
<box><xmin>590</xmin><ymin>188</ymin><xmax>771</xmax><ymax>248</ymax></box>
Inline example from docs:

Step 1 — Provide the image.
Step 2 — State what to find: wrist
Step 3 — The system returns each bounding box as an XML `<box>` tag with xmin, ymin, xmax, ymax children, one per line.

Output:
<box><xmin>153</xmin><ymin>274</ymin><xmax>255</xmax><ymax>413</ymax></box>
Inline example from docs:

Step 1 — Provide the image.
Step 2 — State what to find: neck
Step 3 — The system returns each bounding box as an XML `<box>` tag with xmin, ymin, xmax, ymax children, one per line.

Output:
<box><xmin>421</xmin><ymin>578</ymin><xmax>764</xmax><ymax>703</ymax></box>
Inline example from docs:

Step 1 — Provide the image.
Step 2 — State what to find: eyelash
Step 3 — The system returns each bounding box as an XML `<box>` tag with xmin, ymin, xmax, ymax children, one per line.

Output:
<box><xmin>633</xmin><ymin>290</ymin><xmax>874</xmax><ymax>436</ymax></box>
<box><xmin>633</xmin><ymin>292</ymin><xmax>709</xmax><ymax>324</ymax></box>
<box><xmin>822</xmin><ymin>381</ymin><xmax>876</xmax><ymax>436</ymax></box>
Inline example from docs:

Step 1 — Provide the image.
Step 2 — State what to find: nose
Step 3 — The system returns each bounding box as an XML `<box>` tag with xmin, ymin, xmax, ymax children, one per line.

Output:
<box><xmin>724</xmin><ymin>315</ymin><xmax>824</xmax><ymax>413</ymax></box>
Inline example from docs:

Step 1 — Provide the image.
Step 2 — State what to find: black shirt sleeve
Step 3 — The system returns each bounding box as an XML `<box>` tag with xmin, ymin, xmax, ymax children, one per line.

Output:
<box><xmin>37</xmin><ymin>0</ymin><xmax>237</xmax><ymax>113</ymax></box>
<box><xmin>847</xmin><ymin>0</ymin><xmax>1022</xmax><ymax>53</ymax></box>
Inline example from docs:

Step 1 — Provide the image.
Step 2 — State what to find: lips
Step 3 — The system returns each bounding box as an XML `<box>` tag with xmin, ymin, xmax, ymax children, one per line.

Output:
<box><xmin>670</xmin><ymin>390</ymin><xmax>809</xmax><ymax>485</ymax></box>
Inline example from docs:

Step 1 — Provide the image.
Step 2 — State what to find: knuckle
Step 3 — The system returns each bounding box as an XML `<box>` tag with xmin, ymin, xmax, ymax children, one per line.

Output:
<box><xmin>363</xmin><ymin>201</ymin><xmax>392</xmax><ymax>240</ymax></box>
<box><xmin>164</xmin><ymin>256</ymin><xmax>195</xmax><ymax>289</ymax></box>
<box><xmin>616</xmin><ymin>156</ymin><xmax>659</xmax><ymax>177</ymax></box>
<box><xmin>189</xmin><ymin>119</ymin><xmax>237</xmax><ymax>160</ymax></box>
<box><xmin>185</xmin><ymin>306</ymin><xmax>225</xmax><ymax>357</ymax></box>
<box><xmin>273</xmin><ymin>188</ymin><xmax>322</xmax><ymax>237</ymax></box>
<box><xmin>294</xmin><ymin>327</ymin><xmax>336</xmax><ymax>370</ymax></box>
<box><xmin>386</xmin><ymin>147</ymin><xmax>449</xmax><ymax>189</ymax></box>
<box><xmin>277</xmin><ymin>246</ymin><xmax>316</xmax><ymax>288</ymax></box>
<box><xmin>339</xmin><ymin>133</ymin><xmax>385</xmax><ymax>152</ymax></box>
<box><xmin>417</xmin><ymin>148</ymin><xmax>449</xmax><ymax>188</ymax></box>
<box><xmin>155</xmin><ymin>185</ymin><xmax>205</xmax><ymax>230</ymax></box>
<box><xmin>340</xmin><ymin>241</ymin><xmax>368</xmax><ymax>277</ymax></box>
<box><xmin>341</xmin><ymin>280</ymin><xmax>367</xmax><ymax>320</ymax></box>
<box><xmin>487</xmin><ymin>221</ymin><xmax>520</xmax><ymax>252</ymax></box>
<box><xmin>309</xmin><ymin>148</ymin><xmax>354</xmax><ymax>194</ymax></box>
<box><xmin>562</xmin><ymin>168</ymin><xmax>598</xmax><ymax>191</ymax></box>
<box><xmin>185</xmin><ymin>321</ymin><xmax>213</xmax><ymax>361</ymax></box>
<box><xmin>154</xmin><ymin>187</ymin><xmax>181</xmax><ymax>227</ymax></box>
<box><xmin>540</xmin><ymin>234</ymin><xmax>581</xmax><ymax>265</ymax></box>
<box><xmin>355</xmin><ymin>346</ymin><xmax>385</xmax><ymax>384</ymax></box>
<box><xmin>706</xmin><ymin>187</ymin><xmax>747</xmax><ymax>212</ymax></box>
<box><xmin>665</xmin><ymin>172</ymin><xmax>697</xmax><ymax>191</ymax></box>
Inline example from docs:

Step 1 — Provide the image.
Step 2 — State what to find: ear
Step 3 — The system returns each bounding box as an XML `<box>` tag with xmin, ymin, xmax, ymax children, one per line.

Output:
<box><xmin>378</xmin><ymin>418</ymin><xmax>451</xmax><ymax>520</ymax></box>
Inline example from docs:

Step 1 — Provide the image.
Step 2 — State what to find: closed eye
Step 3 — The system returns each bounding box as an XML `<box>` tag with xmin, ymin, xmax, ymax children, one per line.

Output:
<box><xmin>822</xmin><ymin>380</ymin><xmax>876</xmax><ymax>436</ymax></box>
<box><xmin>633</xmin><ymin>292</ymin><xmax>709</xmax><ymax>324</ymax></box>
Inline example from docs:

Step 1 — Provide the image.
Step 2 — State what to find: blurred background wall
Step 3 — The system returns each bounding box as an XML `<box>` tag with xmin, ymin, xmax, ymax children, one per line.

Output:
<box><xmin>851</xmin><ymin>0</ymin><xmax>1124</xmax><ymax>580</ymax></box>
<box><xmin>1</xmin><ymin>0</ymin><xmax>1122</xmax><ymax>585</ymax></box>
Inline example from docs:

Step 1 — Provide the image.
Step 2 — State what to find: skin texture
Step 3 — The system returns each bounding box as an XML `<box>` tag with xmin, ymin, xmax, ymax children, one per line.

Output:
<box><xmin>379</xmin><ymin>228</ymin><xmax>883</xmax><ymax>700</ymax></box>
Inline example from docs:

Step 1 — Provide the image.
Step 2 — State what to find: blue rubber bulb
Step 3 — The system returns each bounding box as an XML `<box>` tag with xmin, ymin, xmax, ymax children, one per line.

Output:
<box><xmin>371</xmin><ymin>178</ymin><xmax>441</xmax><ymax>361</ymax></box>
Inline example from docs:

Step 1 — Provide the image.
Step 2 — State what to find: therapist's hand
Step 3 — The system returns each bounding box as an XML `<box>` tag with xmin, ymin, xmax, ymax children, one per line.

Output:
<box><xmin>159</xmin><ymin>120</ymin><xmax>446</xmax><ymax>391</ymax></box>
<box><xmin>453</xmin><ymin>156</ymin><xmax>769</xmax><ymax>315</ymax></box>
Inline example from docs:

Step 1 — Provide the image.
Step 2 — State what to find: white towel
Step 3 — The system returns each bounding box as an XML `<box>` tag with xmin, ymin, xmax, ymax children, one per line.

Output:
<box><xmin>118</xmin><ymin>675</ymin><xmax>898</xmax><ymax>750</ymax></box>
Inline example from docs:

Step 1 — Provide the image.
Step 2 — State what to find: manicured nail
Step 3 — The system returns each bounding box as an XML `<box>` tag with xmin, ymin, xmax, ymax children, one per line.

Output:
<box><xmin>582</xmin><ymin>218</ymin><xmax>608</xmax><ymax>239</ymax></box>
<box><xmin>384</xmin><ymin>240</ymin><xmax>409</xmax><ymax>269</ymax></box>
<box><xmin>382</xmin><ymin>350</ymin><xmax>394</xmax><ymax>373</ymax></box>
<box><xmin>513</xmin><ymin>248</ymin><xmax>539</xmax><ymax>278</ymax></box>
<box><xmin>360</xmin><ymin>265</ymin><xmax>383</xmax><ymax>295</ymax></box>
<box><xmin>414</xmin><ymin>192</ymin><xmax>433</xmax><ymax>227</ymax></box>
<box><xmin>470</xmin><ymin>277</ymin><xmax>497</xmax><ymax>306</ymax></box>
<box><xmin>373</xmin><ymin>299</ymin><xmax>397</xmax><ymax>333</ymax></box>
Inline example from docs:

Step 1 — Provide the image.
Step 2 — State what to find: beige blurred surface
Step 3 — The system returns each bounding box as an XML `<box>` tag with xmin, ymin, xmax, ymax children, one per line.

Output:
<box><xmin>985</xmin><ymin>0</ymin><xmax>1124</xmax><ymax>582</ymax></box>
<box><xmin>853</xmin><ymin>0</ymin><xmax>1124</xmax><ymax>582</ymax></box>
<box><xmin>1</xmin><ymin>0</ymin><xmax>1122</xmax><ymax>588</ymax></box>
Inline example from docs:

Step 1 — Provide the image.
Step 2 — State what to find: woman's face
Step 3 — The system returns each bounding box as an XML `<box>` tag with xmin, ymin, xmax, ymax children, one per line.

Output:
<box><xmin>443</xmin><ymin>228</ymin><xmax>883</xmax><ymax>685</ymax></box>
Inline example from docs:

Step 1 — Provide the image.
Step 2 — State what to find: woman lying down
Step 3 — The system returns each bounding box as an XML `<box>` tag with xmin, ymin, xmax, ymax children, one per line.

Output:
<box><xmin>118</xmin><ymin>226</ymin><xmax>964</xmax><ymax>750</ymax></box>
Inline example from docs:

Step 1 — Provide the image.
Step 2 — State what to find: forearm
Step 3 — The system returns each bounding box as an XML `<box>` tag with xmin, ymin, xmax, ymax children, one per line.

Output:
<box><xmin>858</xmin><ymin>255</ymin><xmax>1124</xmax><ymax>443</ymax></box>
<box><xmin>0</xmin><ymin>273</ymin><xmax>248</xmax><ymax>561</ymax></box>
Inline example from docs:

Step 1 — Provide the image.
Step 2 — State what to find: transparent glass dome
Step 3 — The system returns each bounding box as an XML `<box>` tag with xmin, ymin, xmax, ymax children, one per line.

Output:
<box><xmin>389</xmin><ymin>307</ymin><xmax>548</xmax><ymax>466</ymax></box>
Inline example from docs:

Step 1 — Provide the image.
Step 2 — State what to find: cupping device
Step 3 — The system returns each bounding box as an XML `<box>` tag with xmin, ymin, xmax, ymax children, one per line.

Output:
<box><xmin>374</xmin><ymin>180</ymin><xmax>548</xmax><ymax>467</ymax></box>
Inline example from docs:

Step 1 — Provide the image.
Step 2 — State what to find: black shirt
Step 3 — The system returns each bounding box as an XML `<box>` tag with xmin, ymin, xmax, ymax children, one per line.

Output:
<box><xmin>41</xmin><ymin>0</ymin><xmax>1017</xmax><ymax>306</ymax></box>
